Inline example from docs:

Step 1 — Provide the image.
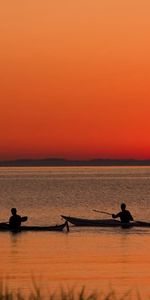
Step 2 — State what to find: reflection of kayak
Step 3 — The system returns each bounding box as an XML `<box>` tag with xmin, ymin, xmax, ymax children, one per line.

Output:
<box><xmin>61</xmin><ymin>215</ymin><xmax>150</xmax><ymax>228</ymax></box>
<box><xmin>0</xmin><ymin>221</ymin><xmax>69</xmax><ymax>232</ymax></box>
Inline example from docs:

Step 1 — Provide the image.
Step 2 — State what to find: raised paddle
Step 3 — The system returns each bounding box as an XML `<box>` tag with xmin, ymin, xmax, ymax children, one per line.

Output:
<box><xmin>92</xmin><ymin>209</ymin><xmax>112</xmax><ymax>216</ymax></box>
<box><xmin>0</xmin><ymin>216</ymin><xmax>28</xmax><ymax>226</ymax></box>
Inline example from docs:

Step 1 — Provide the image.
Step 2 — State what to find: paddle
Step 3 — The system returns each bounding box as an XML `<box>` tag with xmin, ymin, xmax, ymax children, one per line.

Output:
<box><xmin>21</xmin><ymin>216</ymin><xmax>28</xmax><ymax>222</ymax></box>
<box><xmin>0</xmin><ymin>216</ymin><xmax>28</xmax><ymax>226</ymax></box>
<box><xmin>92</xmin><ymin>209</ymin><xmax>112</xmax><ymax>216</ymax></box>
<box><xmin>0</xmin><ymin>222</ymin><xmax>9</xmax><ymax>226</ymax></box>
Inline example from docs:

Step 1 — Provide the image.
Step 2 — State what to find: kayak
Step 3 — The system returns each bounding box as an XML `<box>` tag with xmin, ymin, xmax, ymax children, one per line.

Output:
<box><xmin>61</xmin><ymin>216</ymin><xmax>150</xmax><ymax>228</ymax></box>
<box><xmin>0</xmin><ymin>221</ymin><xmax>69</xmax><ymax>232</ymax></box>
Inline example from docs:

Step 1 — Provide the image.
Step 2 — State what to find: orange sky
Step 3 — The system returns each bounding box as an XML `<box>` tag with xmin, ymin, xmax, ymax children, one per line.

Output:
<box><xmin>0</xmin><ymin>0</ymin><xmax>150</xmax><ymax>160</ymax></box>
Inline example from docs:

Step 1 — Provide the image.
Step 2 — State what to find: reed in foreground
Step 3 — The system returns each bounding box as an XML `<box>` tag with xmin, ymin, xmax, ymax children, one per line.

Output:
<box><xmin>0</xmin><ymin>285</ymin><xmax>145</xmax><ymax>300</ymax></box>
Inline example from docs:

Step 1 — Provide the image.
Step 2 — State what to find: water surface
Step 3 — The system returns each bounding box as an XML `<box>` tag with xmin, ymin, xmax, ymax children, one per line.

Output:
<box><xmin>0</xmin><ymin>167</ymin><xmax>150</xmax><ymax>297</ymax></box>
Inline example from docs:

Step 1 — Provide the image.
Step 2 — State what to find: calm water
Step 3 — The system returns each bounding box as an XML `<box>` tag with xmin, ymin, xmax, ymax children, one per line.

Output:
<box><xmin>0</xmin><ymin>167</ymin><xmax>150</xmax><ymax>297</ymax></box>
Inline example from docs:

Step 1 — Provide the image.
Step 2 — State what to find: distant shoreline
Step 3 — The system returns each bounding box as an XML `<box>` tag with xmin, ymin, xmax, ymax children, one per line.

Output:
<box><xmin>1</xmin><ymin>158</ymin><xmax>150</xmax><ymax>167</ymax></box>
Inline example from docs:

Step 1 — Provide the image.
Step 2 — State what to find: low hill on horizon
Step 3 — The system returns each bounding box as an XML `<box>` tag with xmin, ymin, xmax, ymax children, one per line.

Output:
<box><xmin>0</xmin><ymin>158</ymin><xmax>150</xmax><ymax>166</ymax></box>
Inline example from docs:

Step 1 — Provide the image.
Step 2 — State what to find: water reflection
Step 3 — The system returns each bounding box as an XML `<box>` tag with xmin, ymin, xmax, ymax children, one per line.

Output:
<box><xmin>10</xmin><ymin>232</ymin><xmax>21</xmax><ymax>254</ymax></box>
<box><xmin>0</xmin><ymin>228</ymin><xmax>149</xmax><ymax>297</ymax></box>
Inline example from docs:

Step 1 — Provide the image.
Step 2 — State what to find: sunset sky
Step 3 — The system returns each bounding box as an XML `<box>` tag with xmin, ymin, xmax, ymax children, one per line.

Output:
<box><xmin>1</xmin><ymin>0</ymin><xmax>150</xmax><ymax>160</ymax></box>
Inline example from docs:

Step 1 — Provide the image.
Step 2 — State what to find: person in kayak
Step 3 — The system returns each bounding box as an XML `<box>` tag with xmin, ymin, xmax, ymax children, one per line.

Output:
<box><xmin>9</xmin><ymin>208</ymin><xmax>27</xmax><ymax>229</ymax></box>
<box><xmin>112</xmin><ymin>203</ymin><xmax>134</xmax><ymax>223</ymax></box>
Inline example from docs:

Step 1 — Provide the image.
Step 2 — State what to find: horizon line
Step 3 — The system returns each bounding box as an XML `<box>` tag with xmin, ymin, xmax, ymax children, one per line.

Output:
<box><xmin>1</xmin><ymin>157</ymin><xmax>150</xmax><ymax>167</ymax></box>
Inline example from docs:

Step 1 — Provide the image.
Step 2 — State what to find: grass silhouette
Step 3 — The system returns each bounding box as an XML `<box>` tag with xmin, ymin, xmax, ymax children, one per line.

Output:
<box><xmin>0</xmin><ymin>284</ymin><xmax>145</xmax><ymax>300</ymax></box>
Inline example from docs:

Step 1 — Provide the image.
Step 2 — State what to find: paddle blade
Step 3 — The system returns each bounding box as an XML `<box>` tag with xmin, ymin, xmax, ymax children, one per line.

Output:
<box><xmin>21</xmin><ymin>216</ymin><xmax>28</xmax><ymax>222</ymax></box>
